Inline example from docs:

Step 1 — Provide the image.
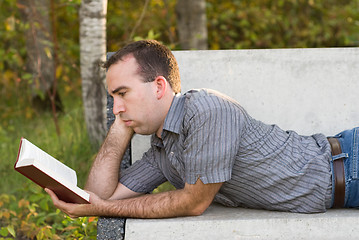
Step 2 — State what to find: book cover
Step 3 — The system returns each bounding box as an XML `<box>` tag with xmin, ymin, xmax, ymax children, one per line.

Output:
<box><xmin>14</xmin><ymin>138</ymin><xmax>90</xmax><ymax>204</ymax></box>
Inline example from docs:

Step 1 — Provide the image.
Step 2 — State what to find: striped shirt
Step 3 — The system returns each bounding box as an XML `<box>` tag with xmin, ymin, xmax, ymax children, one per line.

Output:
<box><xmin>120</xmin><ymin>89</ymin><xmax>333</xmax><ymax>213</ymax></box>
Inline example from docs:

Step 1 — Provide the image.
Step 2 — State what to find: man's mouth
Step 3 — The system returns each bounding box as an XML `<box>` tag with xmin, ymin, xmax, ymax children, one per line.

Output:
<box><xmin>123</xmin><ymin>120</ymin><xmax>132</xmax><ymax>126</ymax></box>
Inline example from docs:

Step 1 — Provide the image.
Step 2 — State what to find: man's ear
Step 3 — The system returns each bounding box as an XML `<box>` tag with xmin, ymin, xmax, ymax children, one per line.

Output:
<box><xmin>154</xmin><ymin>76</ymin><xmax>167</xmax><ymax>99</ymax></box>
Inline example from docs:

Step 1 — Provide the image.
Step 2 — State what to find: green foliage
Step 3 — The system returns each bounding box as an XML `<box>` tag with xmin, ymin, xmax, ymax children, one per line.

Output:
<box><xmin>107</xmin><ymin>0</ymin><xmax>359</xmax><ymax>51</ymax></box>
<box><xmin>207</xmin><ymin>0</ymin><xmax>359</xmax><ymax>49</ymax></box>
<box><xmin>107</xmin><ymin>0</ymin><xmax>178</xmax><ymax>51</ymax></box>
<box><xmin>153</xmin><ymin>181</ymin><xmax>176</xmax><ymax>194</ymax></box>
<box><xmin>0</xmin><ymin>0</ymin><xmax>31</xmax><ymax>127</ymax></box>
<box><xmin>0</xmin><ymin>93</ymin><xmax>97</xmax><ymax>238</ymax></box>
<box><xmin>0</xmin><ymin>185</ymin><xmax>97</xmax><ymax>240</ymax></box>
<box><xmin>0</xmin><ymin>0</ymin><xmax>82</xmax><ymax>130</ymax></box>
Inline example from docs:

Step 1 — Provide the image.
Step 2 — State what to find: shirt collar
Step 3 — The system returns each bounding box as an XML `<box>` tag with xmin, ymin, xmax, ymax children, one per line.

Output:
<box><xmin>150</xmin><ymin>93</ymin><xmax>185</xmax><ymax>148</ymax></box>
<box><xmin>151</xmin><ymin>134</ymin><xmax>163</xmax><ymax>148</ymax></box>
<box><xmin>162</xmin><ymin>93</ymin><xmax>185</xmax><ymax>135</ymax></box>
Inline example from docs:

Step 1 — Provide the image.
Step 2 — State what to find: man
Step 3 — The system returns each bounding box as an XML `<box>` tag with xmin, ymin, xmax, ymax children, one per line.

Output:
<box><xmin>47</xmin><ymin>40</ymin><xmax>359</xmax><ymax>218</ymax></box>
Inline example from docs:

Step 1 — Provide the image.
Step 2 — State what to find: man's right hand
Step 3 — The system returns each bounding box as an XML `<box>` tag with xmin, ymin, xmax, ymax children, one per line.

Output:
<box><xmin>112</xmin><ymin>114</ymin><xmax>134</xmax><ymax>134</ymax></box>
<box><xmin>84</xmin><ymin>114</ymin><xmax>134</xmax><ymax>199</ymax></box>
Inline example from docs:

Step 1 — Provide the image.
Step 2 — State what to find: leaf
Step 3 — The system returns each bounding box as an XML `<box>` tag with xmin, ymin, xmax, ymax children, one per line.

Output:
<box><xmin>39</xmin><ymin>198</ymin><xmax>49</xmax><ymax>211</ymax></box>
<box><xmin>56</xmin><ymin>65</ymin><xmax>62</xmax><ymax>78</ymax></box>
<box><xmin>0</xmin><ymin>227</ymin><xmax>8</xmax><ymax>237</ymax></box>
<box><xmin>18</xmin><ymin>199</ymin><xmax>30</xmax><ymax>208</ymax></box>
<box><xmin>2</xmin><ymin>211</ymin><xmax>10</xmax><ymax>220</ymax></box>
<box><xmin>5</xmin><ymin>16</ymin><xmax>15</xmax><ymax>31</ymax></box>
<box><xmin>88</xmin><ymin>216</ymin><xmax>97</xmax><ymax>223</ymax></box>
<box><xmin>22</xmin><ymin>73</ymin><xmax>33</xmax><ymax>81</ymax></box>
<box><xmin>36</xmin><ymin>229</ymin><xmax>44</xmax><ymax>240</ymax></box>
<box><xmin>6</xmin><ymin>225</ymin><xmax>15</xmax><ymax>238</ymax></box>
<box><xmin>0</xmin><ymin>194</ymin><xmax>10</xmax><ymax>204</ymax></box>
<box><xmin>44</xmin><ymin>47</ymin><xmax>53</xmax><ymax>59</ymax></box>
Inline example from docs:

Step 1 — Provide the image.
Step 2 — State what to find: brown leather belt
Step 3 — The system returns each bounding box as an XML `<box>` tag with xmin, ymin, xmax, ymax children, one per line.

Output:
<box><xmin>327</xmin><ymin>137</ymin><xmax>345</xmax><ymax>208</ymax></box>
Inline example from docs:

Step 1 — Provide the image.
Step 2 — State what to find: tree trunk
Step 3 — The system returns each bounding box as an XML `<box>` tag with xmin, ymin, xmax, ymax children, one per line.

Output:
<box><xmin>79</xmin><ymin>0</ymin><xmax>108</xmax><ymax>147</ymax></box>
<box><xmin>18</xmin><ymin>0</ymin><xmax>62</xmax><ymax>135</ymax></box>
<box><xmin>176</xmin><ymin>0</ymin><xmax>208</xmax><ymax>50</ymax></box>
<box><xmin>18</xmin><ymin>0</ymin><xmax>60</xmax><ymax>106</ymax></box>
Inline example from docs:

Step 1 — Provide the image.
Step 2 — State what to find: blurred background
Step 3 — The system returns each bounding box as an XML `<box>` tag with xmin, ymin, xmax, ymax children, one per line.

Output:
<box><xmin>1</xmin><ymin>0</ymin><xmax>358</xmax><ymax>238</ymax></box>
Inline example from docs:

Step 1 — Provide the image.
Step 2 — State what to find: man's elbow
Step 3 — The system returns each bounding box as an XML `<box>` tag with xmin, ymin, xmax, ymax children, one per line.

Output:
<box><xmin>189</xmin><ymin>208</ymin><xmax>206</xmax><ymax>216</ymax></box>
<box><xmin>187</xmin><ymin>202</ymin><xmax>210</xmax><ymax>216</ymax></box>
<box><xmin>84</xmin><ymin>186</ymin><xmax>113</xmax><ymax>200</ymax></box>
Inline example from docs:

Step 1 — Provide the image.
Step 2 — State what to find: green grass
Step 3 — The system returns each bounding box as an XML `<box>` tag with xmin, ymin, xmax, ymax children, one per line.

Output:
<box><xmin>0</xmin><ymin>94</ymin><xmax>99</xmax><ymax>239</ymax></box>
<box><xmin>0</xmin><ymin>97</ymin><xmax>96</xmax><ymax>196</ymax></box>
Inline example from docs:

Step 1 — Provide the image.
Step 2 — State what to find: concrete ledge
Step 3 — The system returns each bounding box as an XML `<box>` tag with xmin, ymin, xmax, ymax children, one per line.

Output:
<box><xmin>126</xmin><ymin>204</ymin><xmax>359</xmax><ymax>240</ymax></box>
<box><xmin>102</xmin><ymin>48</ymin><xmax>359</xmax><ymax>239</ymax></box>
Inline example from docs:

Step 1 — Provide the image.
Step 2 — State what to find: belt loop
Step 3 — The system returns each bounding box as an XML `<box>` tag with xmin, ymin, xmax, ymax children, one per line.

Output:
<box><xmin>332</xmin><ymin>153</ymin><xmax>348</xmax><ymax>161</ymax></box>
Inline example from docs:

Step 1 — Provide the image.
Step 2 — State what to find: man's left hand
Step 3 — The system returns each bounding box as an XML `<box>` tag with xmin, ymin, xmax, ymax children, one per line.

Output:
<box><xmin>45</xmin><ymin>188</ymin><xmax>103</xmax><ymax>218</ymax></box>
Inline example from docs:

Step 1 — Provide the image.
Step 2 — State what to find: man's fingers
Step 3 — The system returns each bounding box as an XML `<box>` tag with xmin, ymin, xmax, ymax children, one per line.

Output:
<box><xmin>45</xmin><ymin>188</ymin><xmax>64</xmax><ymax>209</ymax></box>
<box><xmin>45</xmin><ymin>188</ymin><xmax>58</xmax><ymax>202</ymax></box>
<box><xmin>45</xmin><ymin>188</ymin><xmax>102</xmax><ymax>218</ymax></box>
<box><xmin>45</xmin><ymin>188</ymin><xmax>64</xmax><ymax>207</ymax></box>
<box><xmin>45</xmin><ymin>188</ymin><xmax>78</xmax><ymax>218</ymax></box>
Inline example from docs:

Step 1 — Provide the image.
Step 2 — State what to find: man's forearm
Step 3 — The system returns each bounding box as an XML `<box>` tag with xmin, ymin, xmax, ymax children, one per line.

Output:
<box><xmin>85</xmin><ymin>118</ymin><xmax>134</xmax><ymax>199</ymax></box>
<box><xmin>95</xmin><ymin>189</ymin><xmax>203</xmax><ymax>218</ymax></box>
<box><xmin>92</xmin><ymin>181</ymin><xmax>222</xmax><ymax>218</ymax></box>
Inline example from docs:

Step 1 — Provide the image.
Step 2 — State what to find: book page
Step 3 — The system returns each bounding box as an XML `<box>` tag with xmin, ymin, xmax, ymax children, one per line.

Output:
<box><xmin>17</xmin><ymin>139</ymin><xmax>78</xmax><ymax>186</ymax></box>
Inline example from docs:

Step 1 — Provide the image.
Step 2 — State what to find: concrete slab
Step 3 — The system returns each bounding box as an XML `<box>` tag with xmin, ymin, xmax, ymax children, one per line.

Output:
<box><xmin>125</xmin><ymin>204</ymin><xmax>359</xmax><ymax>240</ymax></box>
<box><xmin>132</xmin><ymin>48</ymin><xmax>359</xmax><ymax>162</ymax></box>
<box><xmin>102</xmin><ymin>48</ymin><xmax>359</xmax><ymax>240</ymax></box>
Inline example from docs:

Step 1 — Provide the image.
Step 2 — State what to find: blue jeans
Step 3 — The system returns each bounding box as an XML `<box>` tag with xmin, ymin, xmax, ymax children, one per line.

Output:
<box><xmin>330</xmin><ymin>127</ymin><xmax>359</xmax><ymax>208</ymax></box>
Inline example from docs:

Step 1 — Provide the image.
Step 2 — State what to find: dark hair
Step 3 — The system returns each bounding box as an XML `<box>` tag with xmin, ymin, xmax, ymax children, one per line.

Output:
<box><xmin>103</xmin><ymin>40</ymin><xmax>181</xmax><ymax>94</ymax></box>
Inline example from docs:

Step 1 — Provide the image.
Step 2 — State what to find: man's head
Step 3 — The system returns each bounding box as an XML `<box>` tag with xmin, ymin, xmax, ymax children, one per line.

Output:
<box><xmin>103</xmin><ymin>40</ymin><xmax>181</xmax><ymax>94</ymax></box>
<box><xmin>105</xmin><ymin>40</ymin><xmax>179</xmax><ymax>137</ymax></box>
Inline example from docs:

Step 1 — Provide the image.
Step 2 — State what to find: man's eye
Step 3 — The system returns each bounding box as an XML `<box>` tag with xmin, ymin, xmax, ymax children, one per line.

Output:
<box><xmin>118</xmin><ymin>92</ymin><xmax>126</xmax><ymax>97</ymax></box>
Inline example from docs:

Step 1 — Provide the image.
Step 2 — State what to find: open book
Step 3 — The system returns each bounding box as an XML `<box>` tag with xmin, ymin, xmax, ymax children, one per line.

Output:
<box><xmin>14</xmin><ymin>138</ymin><xmax>90</xmax><ymax>204</ymax></box>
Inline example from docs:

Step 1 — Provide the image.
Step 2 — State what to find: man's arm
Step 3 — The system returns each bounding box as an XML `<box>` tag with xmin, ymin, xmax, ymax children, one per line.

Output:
<box><xmin>46</xmin><ymin>178</ymin><xmax>223</xmax><ymax>219</ymax></box>
<box><xmin>84</xmin><ymin>115</ymin><xmax>134</xmax><ymax>199</ymax></box>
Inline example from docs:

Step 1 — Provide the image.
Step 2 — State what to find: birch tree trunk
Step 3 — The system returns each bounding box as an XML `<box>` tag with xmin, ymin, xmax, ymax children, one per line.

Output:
<box><xmin>79</xmin><ymin>0</ymin><xmax>108</xmax><ymax>147</ymax></box>
<box><xmin>176</xmin><ymin>0</ymin><xmax>208</xmax><ymax>50</ymax></box>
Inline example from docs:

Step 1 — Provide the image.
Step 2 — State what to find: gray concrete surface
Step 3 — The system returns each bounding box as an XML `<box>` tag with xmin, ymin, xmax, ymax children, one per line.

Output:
<box><xmin>126</xmin><ymin>204</ymin><xmax>359</xmax><ymax>240</ymax></box>
<box><xmin>126</xmin><ymin>48</ymin><xmax>359</xmax><ymax>240</ymax></box>
<box><xmin>132</xmin><ymin>47</ymin><xmax>359</xmax><ymax>161</ymax></box>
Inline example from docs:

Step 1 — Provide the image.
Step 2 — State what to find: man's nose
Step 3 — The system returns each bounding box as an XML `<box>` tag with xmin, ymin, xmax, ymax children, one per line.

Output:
<box><xmin>113</xmin><ymin>98</ymin><xmax>125</xmax><ymax>115</ymax></box>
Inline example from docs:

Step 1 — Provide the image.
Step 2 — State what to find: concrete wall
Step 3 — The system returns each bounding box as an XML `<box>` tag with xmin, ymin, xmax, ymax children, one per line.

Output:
<box><xmin>132</xmin><ymin>48</ymin><xmax>359</xmax><ymax>162</ymax></box>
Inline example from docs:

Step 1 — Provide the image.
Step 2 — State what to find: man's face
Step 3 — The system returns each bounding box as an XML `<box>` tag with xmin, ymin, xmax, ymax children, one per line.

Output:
<box><xmin>106</xmin><ymin>55</ymin><xmax>162</xmax><ymax>135</ymax></box>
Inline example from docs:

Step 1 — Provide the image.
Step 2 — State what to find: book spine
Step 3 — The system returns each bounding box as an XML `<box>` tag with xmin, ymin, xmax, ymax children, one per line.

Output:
<box><xmin>14</xmin><ymin>138</ymin><xmax>24</xmax><ymax>169</ymax></box>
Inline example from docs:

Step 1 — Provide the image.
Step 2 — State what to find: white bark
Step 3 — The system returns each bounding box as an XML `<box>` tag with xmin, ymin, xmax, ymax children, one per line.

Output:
<box><xmin>80</xmin><ymin>0</ymin><xmax>108</xmax><ymax>146</ymax></box>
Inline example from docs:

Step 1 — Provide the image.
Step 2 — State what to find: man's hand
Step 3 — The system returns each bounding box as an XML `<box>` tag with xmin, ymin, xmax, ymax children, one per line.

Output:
<box><xmin>84</xmin><ymin>114</ymin><xmax>134</xmax><ymax>199</ymax></box>
<box><xmin>45</xmin><ymin>188</ymin><xmax>103</xmax><ymax>218</ymax></box>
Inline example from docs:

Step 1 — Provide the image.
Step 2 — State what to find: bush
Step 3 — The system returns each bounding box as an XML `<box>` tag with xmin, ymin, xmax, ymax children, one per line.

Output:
<box><xmin>0</xmin><ymin>184</ymin><xmax>97</xmax><ymax>240</ymax></box>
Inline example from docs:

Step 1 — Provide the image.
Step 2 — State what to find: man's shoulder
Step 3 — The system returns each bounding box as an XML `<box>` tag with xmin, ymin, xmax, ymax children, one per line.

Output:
<box><xmin>183</xmin><ymin>88</ymin><xmax>222</xmax><ymax>98</ymax></box>
<box><xmin>183</xmin><ymin>88</ymin><xmax>241</xmax><ymax>112</ymax></box>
